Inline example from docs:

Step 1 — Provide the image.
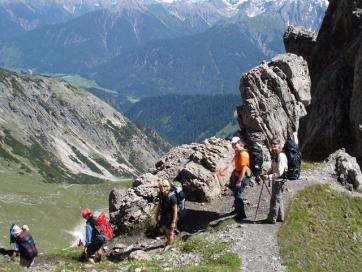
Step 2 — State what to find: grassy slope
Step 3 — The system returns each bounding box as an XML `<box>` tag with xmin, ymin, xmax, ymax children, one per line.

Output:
<box><xmin>0</xmin><ymin>160</ymin><xmax>131</xmax><ymax>252</ymax></box>
<box><xmin>279</xmin><ymin>184</ymin><xmax>362</xmax><ymax>272</ymax></box>
<box><xmin>0</xmin><ymin>233</ymin><xmax>240</xmax><ymax>272</ymax></box>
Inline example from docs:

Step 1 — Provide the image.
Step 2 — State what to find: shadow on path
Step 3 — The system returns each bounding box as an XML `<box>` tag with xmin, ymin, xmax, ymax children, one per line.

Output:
<box><xmin>178</xmin><ymin>208</ymin><xmax>235</xmax><ymax>233</ymax></box>
<box><xmin>0</xmin><ymin>248</ymin><xmax>14</xmax><ymax>256</ymax></box>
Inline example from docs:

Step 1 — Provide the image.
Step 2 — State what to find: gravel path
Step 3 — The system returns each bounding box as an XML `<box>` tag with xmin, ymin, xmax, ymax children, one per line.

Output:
<box><xmin>204</xmin><ymin>165</ymin><xmax>362</xmax><ymax>272</ymax></box>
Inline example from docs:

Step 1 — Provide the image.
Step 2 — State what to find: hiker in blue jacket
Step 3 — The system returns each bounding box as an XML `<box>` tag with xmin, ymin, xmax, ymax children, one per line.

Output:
<box><xmin>81</xmin><ymin>208</ymin><xmax>105</xmax><ymax>264</ymax></box>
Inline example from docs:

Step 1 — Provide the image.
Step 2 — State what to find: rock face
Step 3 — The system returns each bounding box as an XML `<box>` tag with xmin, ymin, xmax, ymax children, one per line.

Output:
<box><xmin>237</xmin><ymin>53</ymin><xmax>311</xmax><ymax>151</ymax></box>
<box><xmin>325</xmin><ymin>149</ymin><xmax>362</xmax><ymax>190</ymax></box>
<box><xmin>283</xmin><ymin>26</ymin><xmax>317</xmax><ymax>62</ymax></box>
<box><xmin>109</xmin><ymin>138</ymin><xmax>234</xmax><ymax>233</ymax></box>
<box><xmin>0</xmin><ymin>69</ymin><xmax>169</xmax><ymax>182</ymax></box>
<box><xmin>283</xmin><ymin>0</ymin><xmax>362</xmax><ymax>163</ymax></box>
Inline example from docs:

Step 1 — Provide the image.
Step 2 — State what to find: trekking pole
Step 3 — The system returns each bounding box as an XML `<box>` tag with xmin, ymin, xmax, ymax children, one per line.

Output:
<box><xmin>253</xmin><ymin>180</ymin><xmax>265</xmax><ymax>223</ymax></box>
<box><xmin>263</xmin><ymin>178</ymin><xmax>272</xmax><ymax>197</ymax></box>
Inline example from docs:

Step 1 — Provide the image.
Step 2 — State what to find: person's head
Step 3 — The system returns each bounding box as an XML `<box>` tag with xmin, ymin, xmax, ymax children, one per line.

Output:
<box><xmin>12</xmin><ymin>225</ymin><xmax>22</xmax><ymax>237</ymax></box>
<box><xmin>271</xmin><ymin>138</ymin><xmax>282</xmax><ymax>154</ymax></box>
<box><xmin>231</xmin><ymin>136</ymin><xmax>245</xmax><ymax>152</ymax></box>
<box><xmin>82</xmin><ymin>208</ymin><xmax>93</xmax><ymax>219</ymax></box>
<box><xmin>22</xmin><ymin>225</ymin><xmax>29</xmax><ymax>232</ymax></box>
<box><xmin>159</xmin><ymin>179</ymin><xmax>171</xmax><ymax>195</ymax></box>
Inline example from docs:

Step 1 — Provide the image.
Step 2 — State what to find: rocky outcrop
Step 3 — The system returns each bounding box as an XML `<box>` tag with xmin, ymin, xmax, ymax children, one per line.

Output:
<box><xmin>284</xmin><ymin>0</ymin><xmax>362</xmax><ymax>163</ymax></box>
<box><xmin>283</xmin><ymin>26</ymin><xmax>317</xmax><ymax>62</ymax></box>
<box><xmin>325</xmin><ymin>149</ymin><xmax>362</xmax><ymax>190</ymax></box>
<box><xmin>109</xmin><ymin>138</ymin><xmax>234</xmax><ymax>233</ymax></box>
<box><xmin>237</xmin><ymin>53</ymin><xmax>311</xmax><ymax>151</ymax></box>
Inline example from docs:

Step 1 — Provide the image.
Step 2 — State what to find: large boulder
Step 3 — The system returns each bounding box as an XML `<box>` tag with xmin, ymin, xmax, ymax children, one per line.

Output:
<box><xmin>325</xmin><ymin>149</ymin><xmax>362</xmax><ymax>190</ymax></box>
<box><xmin>237</xmin><ymin>53</ymin><xmax>311</xmax><ymax>153</ymax></box>
<box><xmin>284</xmin><ymin>0</ymin><xmax>362</xmax><ymax>163</ymax></box>
<box><xmin>109</xmin><ymin>137</ymin><xmax>234</xmax><ymax>232</ymax></box>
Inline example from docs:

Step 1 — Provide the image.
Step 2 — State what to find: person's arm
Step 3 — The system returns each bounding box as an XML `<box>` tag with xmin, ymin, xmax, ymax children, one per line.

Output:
<box><xmin>85</xmin><ymin>222</ymin><xmax>92</xmax><ymax>245</ymax></box>
<box><xmin>236</xmin><ymin>151</ymin><xmax>249</xmax><ymax>186</ymax></box>
<box><xmin>170</xmin><ymin>204</ymin><xmax>178</xmax><ymax>230</ymax></box>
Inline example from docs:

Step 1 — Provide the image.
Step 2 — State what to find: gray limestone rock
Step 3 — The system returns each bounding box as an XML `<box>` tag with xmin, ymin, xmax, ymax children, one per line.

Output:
<box><xmin>283</xmin><ymin>25</ymin><xmax>317</xmax><ymax>62</ymax></box>
<box><xmin>285</xmin><ymin>0</ymin><xmax>362</xmax><ymax>163</ymax></box>
<box><xmin>128</xmin><ymin>250</ymin><xmax>151</xmax><ymax>261</ymax></box>
<box><xmin>109</xmin><ymin>137</ymin><xmax>234</xmax><ymax>232</ymax></box>
<box><xmin>237</xmin><ymin>53</ymin><xmax>311</xmax><ymax>152</ymax></box>
<box><xmin>325</xmin><ymin>149</ymin><xmax>362</xmax><ymax>190</ymax></box>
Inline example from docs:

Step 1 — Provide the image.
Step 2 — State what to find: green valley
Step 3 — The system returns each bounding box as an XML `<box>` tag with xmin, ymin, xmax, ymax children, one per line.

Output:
<box><xmin>0</xmin><ymin>162</ymin><xmax>131</xmax><ymax>252</ymax></box>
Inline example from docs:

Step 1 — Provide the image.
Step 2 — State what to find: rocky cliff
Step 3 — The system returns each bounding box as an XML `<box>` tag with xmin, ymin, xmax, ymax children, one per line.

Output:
<box><xmin>236</xmin><ymin>53</ymin><xmax>311</xmax><ymax>157</ymax></box>
<box><xmin>109</xmin><ymin>138</ymin><xmax>234</xmax><ymax>232</ymax></box>
<box><xmin>283</xmin><ymin>0</ymin><xmax>362</xmax><ymax>163</ymax></box>
<box><xmin>0</xmin><ymin>69</ymin><xmax>170</xmax><ymax>183</ymax></box>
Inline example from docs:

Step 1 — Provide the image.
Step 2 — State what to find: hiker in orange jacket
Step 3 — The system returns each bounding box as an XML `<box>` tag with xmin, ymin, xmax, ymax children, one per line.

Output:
<box><xmin>230</xmin><ymin>137</ymin><xmax>252</xmax><ymax>221</ymax></box>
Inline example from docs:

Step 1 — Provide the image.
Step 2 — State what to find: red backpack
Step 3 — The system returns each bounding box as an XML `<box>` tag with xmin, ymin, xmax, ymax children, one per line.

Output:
<box><xmin>93</xmin><ymin>211</ymin><xmax>113</xmax><ymax>240</ymax></box>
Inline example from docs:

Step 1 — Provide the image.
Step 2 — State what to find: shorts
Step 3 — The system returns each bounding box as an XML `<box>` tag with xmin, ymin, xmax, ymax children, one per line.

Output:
<box><xmin>160</xmin><ymin>214</ymin><xmax>173</xmax><ymax>229</ymax></box>
<box><xmin>86</xmin><ymin>242</ymin><xmax>104</xmax><ymax>256</ymax></box>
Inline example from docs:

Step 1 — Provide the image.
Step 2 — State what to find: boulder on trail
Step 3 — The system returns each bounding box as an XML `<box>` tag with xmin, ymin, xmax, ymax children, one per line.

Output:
<box><xmin>109</xmin><ymin>138</ymin><xmax>234</xmax><ymax>233</ymax></box>
<box><xmin>325</xmin><ymin>149</ymin><xmax>362</xmax><ymax>190</ymax></box>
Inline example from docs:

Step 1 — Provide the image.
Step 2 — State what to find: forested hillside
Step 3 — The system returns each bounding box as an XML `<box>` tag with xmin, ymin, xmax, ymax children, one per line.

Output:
<box><xmin>125</xmin><ymin>94</ymin><xmax>241</xmax><ymax>144</ymax></box>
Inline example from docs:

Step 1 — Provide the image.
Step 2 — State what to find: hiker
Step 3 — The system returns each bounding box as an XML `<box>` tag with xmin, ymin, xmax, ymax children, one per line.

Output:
<box><xmin>261</xmin><ymin>138</ymin><xmax>288</xmax><ymax>224</ymax></box>
<box><xmin>81</xmin><ymin>208</ymin><xmax>108</xmax><ymax>264</ymax></box>
<box><xmin>9</xmin><ymin>223</ymin><xmax>19</xmax><ymax>261</ymax></box>
<box><xmin>230</xmin><ymin>136</ymin><xmax>252</xmax><ymax>221</ymax></box>
<box><xmin>155</xmin><ymin>179</ymin><xmax>178</xmax><ymax>245</ymax></box>
<box><xmin>10</xmin><ymin>224</ymin><xmax>37</xmax><ymax>268</ymax></box>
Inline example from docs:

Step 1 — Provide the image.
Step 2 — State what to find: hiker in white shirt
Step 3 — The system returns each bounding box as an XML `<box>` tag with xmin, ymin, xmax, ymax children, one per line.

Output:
<box><xmin>261</xmin><ymin>138</ymin><xmax>288</xmax><ymax>224</ymax></box>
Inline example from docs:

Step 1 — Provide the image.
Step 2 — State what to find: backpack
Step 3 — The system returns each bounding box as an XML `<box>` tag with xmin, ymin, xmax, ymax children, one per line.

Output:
<box><xmin>245</xmin><ymin>140</ymin><xmax>263</xmax><ymax>178</ymax></box>
<box><xmin>170</xmin><ymin>181</ymin><xmax>186</xmax><ymax>219</ymax></box>
<box><xmin>92</xmin><ymin>211</ymin><xmax>113</xmax><ymax>241</ymax></box>
<box><xmin>283</xmin><ymin>139</ymin><xmax>301</xmax><ymax>180</ymax></box>
<box><xmin>16</xmin><ymin>231</ymin><xmax>38</xmax><ymax>259</ymax></box>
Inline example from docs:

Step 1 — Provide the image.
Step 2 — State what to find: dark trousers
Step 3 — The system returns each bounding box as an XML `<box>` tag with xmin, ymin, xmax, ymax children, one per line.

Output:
<box><xmin>231</xmin><ymin>173</ymin><xmax>251</xmax><ymax>218</ymax></box>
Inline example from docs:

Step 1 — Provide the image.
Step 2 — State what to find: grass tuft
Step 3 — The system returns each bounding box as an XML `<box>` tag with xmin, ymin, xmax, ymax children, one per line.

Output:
<box><xmin>279</xmin><ymin>184</ymin><xmax>362</xmax><ymax>272</ymax></box>
<box><xmin>301</xmin><ymin>161</ymin><xmax>323</xmax><ymax>171</ymax></box>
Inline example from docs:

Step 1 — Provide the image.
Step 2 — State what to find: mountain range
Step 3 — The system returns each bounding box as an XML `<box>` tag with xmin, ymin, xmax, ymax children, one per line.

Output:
<box><xmin>0</xmin><ymin>68</ymin><xmax>170</xmax><ymax>183</ymax></box>
<box><xmin>0</xmin><ymin>0</ymin><xmax>328</xmax><ymax>97</ymax></box>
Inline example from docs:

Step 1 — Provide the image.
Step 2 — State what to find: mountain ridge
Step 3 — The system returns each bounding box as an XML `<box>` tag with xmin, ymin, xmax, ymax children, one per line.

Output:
<box><xmin>0</xmin><ymin>68</ymin><xmax>170</xmax><ymax>183</ymax></box>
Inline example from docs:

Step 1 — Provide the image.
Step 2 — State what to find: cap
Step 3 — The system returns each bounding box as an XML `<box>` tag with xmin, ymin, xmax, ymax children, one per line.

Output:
<box><xmin>22</xmin><ymin>225</ymin><xmax>29</xmax><ymax>231</ymax></box>
<box><xmin>12</xmin><ymin>225</ymin><xmax>22</xmax><ymax>235</ymax></box>
<box><xmin>82</xmin><ymin>208</ymin><xmax>92</xmax><ymax>219</ymax></box>
<box><xmin>231</xmin><ymin>136</ymin><xmax>240</xmax><ymax>144</ymax></box>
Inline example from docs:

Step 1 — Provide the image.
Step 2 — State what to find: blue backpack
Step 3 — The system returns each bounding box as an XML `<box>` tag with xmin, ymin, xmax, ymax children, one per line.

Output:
<box><xmin>283</xmin><ymin>140</ymin><xmax>301</xmax><ymax>180</ymax></box>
